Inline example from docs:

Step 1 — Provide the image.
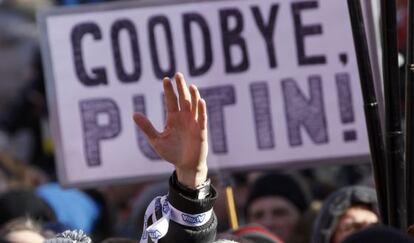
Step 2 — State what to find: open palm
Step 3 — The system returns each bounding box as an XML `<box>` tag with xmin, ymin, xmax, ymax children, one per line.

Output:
<box><xmin>133</xmin><ymin>73</ymin><xmax>208</xmax><ymax>187</ymax></box>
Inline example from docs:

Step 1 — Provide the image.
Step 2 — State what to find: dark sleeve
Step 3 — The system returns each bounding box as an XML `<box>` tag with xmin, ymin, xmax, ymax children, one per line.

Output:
<box><xmin>159</xmin><ymin>174</ymin><xmax>218</xmax><ymax>243</ymax></box>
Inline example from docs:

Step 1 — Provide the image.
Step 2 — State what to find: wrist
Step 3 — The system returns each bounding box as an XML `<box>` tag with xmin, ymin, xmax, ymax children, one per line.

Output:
<box><xmin>176</xmin><ymin>163</ymin><xmax>208</xmax><ymax>189</ymax></box>
<box><xmin>171</xmin><ymin>171</ymin><xmax>211</xmax><ymax>199</ymax></box>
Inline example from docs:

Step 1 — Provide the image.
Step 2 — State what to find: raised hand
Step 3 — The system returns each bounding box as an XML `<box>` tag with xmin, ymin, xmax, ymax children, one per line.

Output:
<box><xmin>133</xmin><ymin>73</ymin><xmax>208</xmax><ymax>188</ymax></box>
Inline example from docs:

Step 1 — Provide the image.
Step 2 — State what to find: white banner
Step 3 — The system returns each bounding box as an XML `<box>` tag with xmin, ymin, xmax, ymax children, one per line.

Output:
<box><xmin>38</xmin><ymin>0</ymin><xmax>370</xmax><ymax>187</ymax></box>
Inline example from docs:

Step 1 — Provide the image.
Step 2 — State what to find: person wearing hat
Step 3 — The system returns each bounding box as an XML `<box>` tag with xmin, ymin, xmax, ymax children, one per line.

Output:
<box><xmin>311</xmin><ymin>186</ymin><xmax>379</xmax><ymax>243</ymax></box>
<box><xmin>245</xmin><ymin>172</ymin><xmax>311</xmax><ymax>241</ymax></box>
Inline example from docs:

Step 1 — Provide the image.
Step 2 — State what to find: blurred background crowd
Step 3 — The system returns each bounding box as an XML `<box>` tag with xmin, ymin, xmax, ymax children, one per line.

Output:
<box><xmin>0</xmin><ymin>0</ymin><xmax>411</xmax><ymax>242</ymax></box>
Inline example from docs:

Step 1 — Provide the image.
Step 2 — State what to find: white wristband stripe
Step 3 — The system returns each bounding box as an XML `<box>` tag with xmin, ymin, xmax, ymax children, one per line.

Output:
<box><xmin>139</xmin><ymin>195</ymin><xmax>213</xmax><ymax>242</ymax></box>
<box><xmin>168</xmin><ymin>201</ymin><xmax>213</xmax><ymax>227</ymax></box>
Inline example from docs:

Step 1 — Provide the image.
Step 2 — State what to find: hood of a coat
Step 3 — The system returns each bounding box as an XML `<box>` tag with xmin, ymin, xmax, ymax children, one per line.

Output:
<box><xmin>311</xmin><ymin>186</ymin><xmax>377</xmax><ymax>243</ymax></box>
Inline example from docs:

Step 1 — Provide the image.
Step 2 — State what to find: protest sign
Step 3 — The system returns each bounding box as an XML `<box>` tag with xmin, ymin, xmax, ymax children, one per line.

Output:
<box><xmin>39</xmin><ymin>0</ymin><xmax>371</xmax><ymax>187</ymax></box>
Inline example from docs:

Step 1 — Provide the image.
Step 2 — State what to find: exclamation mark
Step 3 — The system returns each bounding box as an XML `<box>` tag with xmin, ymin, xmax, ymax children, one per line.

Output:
<box><xmin>336</xmin><ymin>73</ymin><xmax>357</xmax><ymax>142</ymax></box>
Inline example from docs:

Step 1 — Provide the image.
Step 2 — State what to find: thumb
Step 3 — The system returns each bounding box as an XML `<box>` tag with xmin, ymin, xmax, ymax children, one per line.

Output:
<box><xmin>133</xmin><ymin>112</ymin><xmax>159</xmax><ymax>140</ymax></box>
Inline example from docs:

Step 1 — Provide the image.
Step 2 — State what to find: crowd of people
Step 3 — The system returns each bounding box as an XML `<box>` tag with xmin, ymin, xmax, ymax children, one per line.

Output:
<box><xmin>0</xmin><ymin>0</ymin><xmax>413</xmax><ymax>242</ymax></box>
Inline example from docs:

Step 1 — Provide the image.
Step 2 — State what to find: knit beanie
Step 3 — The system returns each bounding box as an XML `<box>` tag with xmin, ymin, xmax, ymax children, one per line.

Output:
<box><xmin>246</xmin><ymin>172</ymin><xmax>311</xmax><ymax>213</ymax></box>
<box><xmin>0</xmin><ymin>189</ymin><xmax>56</xmax><ymax>227</ymax></box>
<box><xmin>44</xmin><ymin>230</ymin><xmax>92</xmax><ymax>243</ymax></box>
<box><xmin>342</xmin><ymin>225</ymin><xmax>414</xmax><ymax>243</ymax></box>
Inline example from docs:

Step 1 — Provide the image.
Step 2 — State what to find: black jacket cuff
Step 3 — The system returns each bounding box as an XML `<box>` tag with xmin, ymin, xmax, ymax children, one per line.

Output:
<box><xmin>168</xmin><ymin>173</ymin><xmax>217</xmax><ymax>215</ymax></box>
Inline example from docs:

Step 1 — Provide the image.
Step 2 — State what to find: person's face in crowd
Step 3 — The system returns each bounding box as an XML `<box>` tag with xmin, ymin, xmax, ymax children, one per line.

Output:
<box><xmin>331</xmin><ymin>206</ymin><xmax>379</xmax><ymax>243</ymax></box>
<box><xmin>4</xmin><ymin>230</ymin><xmax>45</xmax><ymax>243</ymax></box>
<box><xmin>247</xmin><ymin>196</ymin><xmax>300</xmax><ymax>240</ymax></box>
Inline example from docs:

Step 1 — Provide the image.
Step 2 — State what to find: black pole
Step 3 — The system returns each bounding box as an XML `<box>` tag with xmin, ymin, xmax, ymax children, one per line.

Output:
<box><xmin>380</xmin><ymin>0</ymin><xmax>406</xmax><ymax>229</ymax></box>
<box><xmin>406</xmin><ymin>0</ymin><xmax>414</xmax><ymax>227</ymax></box>
<box><xmin>347</xmin><ymin>0</ymin><xmax>389</xmax><ymax>224</ymax></box>
<box><xmin>363</xmin><ymin>1</ymin><xmax>386</xmax><ymax>127</ymax></box>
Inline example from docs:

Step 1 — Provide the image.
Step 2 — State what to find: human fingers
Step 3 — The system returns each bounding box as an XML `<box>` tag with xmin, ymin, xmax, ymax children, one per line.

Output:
<box><xmin>197</xmin><ymin>98</ymin><xmax>207</xmax><ymax>130</ymax></box>
<box><xmin>163</xmin><ymin>77</ymin><xmax>179</xmax><ymax>112</ymax></box>
<box><xmin>133</xmin><ymin>112</ymin><xmax>159</xmax><ymax>140</ymax></box>
<box><xmin>175</xmin><ymin>72</ymin><xmax>191</xmax><ymax>112</ymax></box>
<box><xmin>189</xmin><ymin>84</ymin><xmax>200</xmax><ymax>119</ymax></box>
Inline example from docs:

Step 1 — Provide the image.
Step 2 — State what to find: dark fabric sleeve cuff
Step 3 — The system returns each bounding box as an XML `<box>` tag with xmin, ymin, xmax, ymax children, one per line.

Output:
<box><xmin>168</xmin><ymin>173</ymin><xmax>217</xmax><ymax>215</ymax></box>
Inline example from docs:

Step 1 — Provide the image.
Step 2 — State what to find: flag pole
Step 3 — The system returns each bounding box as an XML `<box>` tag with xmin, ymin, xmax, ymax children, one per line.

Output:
<box><xmin>380</xmin><ymin>0</ymin><xmax>406</xmax><ymax>229</ymax></box>
<box><xmin>225</xmin><ymin>186</ymin><xmax>239</xmax><ymax>230</ymax></box>
<box><xmin>347</xmin><ymin>0</ymin><xmax>389</xmax><ymax>223</ymax></box>
<box><xmin>405</xmin><ymin>0</ymin><xmax>414</xmax><ymax>227</ymax></box>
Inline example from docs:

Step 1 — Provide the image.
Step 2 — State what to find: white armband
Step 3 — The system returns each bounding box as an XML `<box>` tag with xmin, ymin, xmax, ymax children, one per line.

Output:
<box><xmin>139</xmin><ymin>195</ymin><xmax>213</xmax><ymax>243</ymax></box>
